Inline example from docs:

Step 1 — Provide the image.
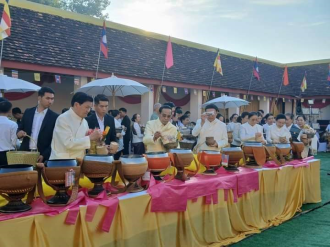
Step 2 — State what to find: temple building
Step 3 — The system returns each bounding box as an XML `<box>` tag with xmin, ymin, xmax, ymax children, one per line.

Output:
<box><xmin>1</xmin><ymin>1</ymin><xmax>329</xmax><ymax>124</ymax></box>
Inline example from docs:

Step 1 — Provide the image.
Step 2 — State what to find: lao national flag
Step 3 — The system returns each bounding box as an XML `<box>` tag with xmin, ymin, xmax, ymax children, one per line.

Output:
<box><xmin>253</xmin><ymin>57</ymin><xmax>260</xmax><ymax>81</ymax></box>
<box><xmin>100</xmin><ymin>21</ymin><xmax>108</xmax><ymax>59</ymax></box>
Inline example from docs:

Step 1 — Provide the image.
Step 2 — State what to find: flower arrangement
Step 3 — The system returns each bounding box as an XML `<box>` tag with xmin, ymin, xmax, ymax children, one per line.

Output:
<box><xmin>301</xmin><ymin>128</ymin><xmax>316</xmax><ymax>138</ymax></box>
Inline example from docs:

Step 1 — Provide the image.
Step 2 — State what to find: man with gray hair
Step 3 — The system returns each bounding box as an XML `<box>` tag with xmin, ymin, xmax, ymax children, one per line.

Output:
<box><xmin>150</xmin><ymin>103</ymin><xmax>161</xmax><ymax>120</ymax></box>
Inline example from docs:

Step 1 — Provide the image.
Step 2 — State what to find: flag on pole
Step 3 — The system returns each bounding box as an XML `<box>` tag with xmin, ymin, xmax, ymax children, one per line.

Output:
<box><xmin>74</xmin><ymin>76</ymin><xmax>80</xmax><ymax>85</ymax></box>
<box><xmin>55</xmin><ymin>75</ymin><xmax>61</xmax><ymax>84</ymax></box>
<box><xmin>213</xmin><ymin>50</ymin><xmax>223</xmax><ymax>75</ymax></box>
<box><xmin>283</xmin><ymin>66</ymin><xmax>289</xmax><ymax>86</ymax></box>
<box><xmin>300</xmin><ymin>72</ymin><xmax>307</xmax><ymax>92</ymax></box>
<box><xmin>162</xmin><ymin>86</ymin><xmax>166</xmax><ymax>93</ymax></box>
<box><xmin>165</xmin><ymin>36</ymin><xmax>174</xmax><ymax>69</ymax></box>
<box><xmin>11</xmin><ymin>70</ymin><xmax>17</xmax><ymax>78</ymax></box>
<box><xmin>0</xmin><ymin>0</ymin><xmax>11</xmax><ymax>40</ymax></box>
<box><xmin>100</xmin><ymin>21</ymin><xmax>108</xmax><ymax>59</ymax></box>
<box><xmin>173</xmin><ymin>87</ymin><xmax>177</xmax><ymax>94</ymax></box>
<box><xmin>253</xmin><ymin>57</ymin><xmax>260</xmax><ymax>81</ymax></box>
<box><xmin>327</xmin><ymin>64</ymin><xmax>330</xmax><ymax>86</ymax></box>
<box><xmin>34</xmin><ymin>73</ymin><xmax>40</xmax><ymax>81</ymax></box>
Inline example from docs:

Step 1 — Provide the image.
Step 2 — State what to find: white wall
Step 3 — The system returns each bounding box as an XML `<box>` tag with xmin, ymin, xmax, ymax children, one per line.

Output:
<box><xmin>320</xmin><ymin>105</ymin><xmax>330</xmax><ymax>119</ymax></box>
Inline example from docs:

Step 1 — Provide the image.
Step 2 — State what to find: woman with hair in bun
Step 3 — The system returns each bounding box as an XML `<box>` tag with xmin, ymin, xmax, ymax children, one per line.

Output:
<box><xmin>240</xmin><ymin>112</ymin><xmax>266</xmax><ymax>144</ymax></box>
<box><xmin>266</xmin><ymin>114</ymin><xmax>291</xmax><ymax>144</ymax></box>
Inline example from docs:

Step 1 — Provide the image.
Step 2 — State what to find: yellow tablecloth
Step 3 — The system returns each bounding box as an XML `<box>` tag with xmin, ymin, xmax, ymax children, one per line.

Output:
<box><xmin>0</xmin><ymin>160</ymin><xmax>321</xmax><ymax>247</ymax></box>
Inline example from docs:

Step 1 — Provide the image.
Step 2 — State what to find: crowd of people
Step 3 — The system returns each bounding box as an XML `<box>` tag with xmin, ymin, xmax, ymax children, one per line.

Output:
<box><xmin>0</xmin><ymin>86</ymin><xmax>327</xmax><ymax>166</ymax></box>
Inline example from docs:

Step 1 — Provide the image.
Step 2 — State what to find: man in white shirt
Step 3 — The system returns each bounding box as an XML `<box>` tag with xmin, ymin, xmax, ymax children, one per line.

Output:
<box><xmin>285</xmin><ymin>113</ymin><xmax>300</xmax><ymax>142</ymax></box>
<box><xmin>86</xmin><ymin>94</ymin><xmax>116</xmax><ymax>145</ymax></box>
<box><xmin>0</xmin><ymin>98</ymin><xmax>17</xmax><ymax>165</ymax></box>
<box><xmin>192</xmin><ymin>104</ymin><xmax>228</xmax><ymax>152</ymax></box>
<box><xmin>17</xmin><ymin>87</ymin><xmax>58</xmax><ymax>162</ymax></box>
<box><xmin>143</xmin><ymin>105</ymin><xmax>178</xmax><ymax>152</ymax></box>
<box><xmin>50</xmin><ymin>92</ymin><xmax>104</xmax><ymax>160</ymax></box>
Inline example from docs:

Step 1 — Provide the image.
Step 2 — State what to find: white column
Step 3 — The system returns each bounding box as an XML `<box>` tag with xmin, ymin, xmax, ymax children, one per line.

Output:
<box><xmin>228</xmin><ymin>93</ymin><xmax>240</xmax><ymax>117</ymax></box>
<box><xmin>189</xmin><ymin>89</ymin><xmax>203</xmax><ymax>122</ymax></box>
<box><xmin>141</xmin><ymin>88</ymin><xmax>154</xmax><ymax>125</ymax></box>
<box><xmin>285</xmin><ymin>100</ymin><xmax>293</xmax><ymax>114</ymax></box>
<box><xmin>259</xmin><ymin>97</ymin><xmax>270</xmax><ymax>114</ymax></box>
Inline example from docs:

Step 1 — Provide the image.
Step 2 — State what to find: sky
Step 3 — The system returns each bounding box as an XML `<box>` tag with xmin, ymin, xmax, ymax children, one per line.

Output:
<box><xmin>105</xmin><ymin>0</ymin><xmax>330</xmax><ymax>63</ymax></box>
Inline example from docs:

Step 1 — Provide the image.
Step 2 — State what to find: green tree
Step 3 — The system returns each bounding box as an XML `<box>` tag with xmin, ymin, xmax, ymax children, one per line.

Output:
<box><xmin>28</xmin><ymin>0</ymin><xmax>111</xmax><ymax>19</ymax></box>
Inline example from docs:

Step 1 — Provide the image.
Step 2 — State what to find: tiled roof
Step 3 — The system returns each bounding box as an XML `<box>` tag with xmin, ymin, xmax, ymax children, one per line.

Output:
<box><xmin>3</xmin><ymin>5</ymin><xmax>330</xmax><ymax>97</ymax></box>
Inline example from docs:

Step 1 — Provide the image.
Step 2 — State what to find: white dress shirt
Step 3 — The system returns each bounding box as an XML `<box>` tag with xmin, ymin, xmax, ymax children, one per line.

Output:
<box><xmin>326</xmin><ymin>124</ymin><xmax>330</xmax><ymax>132</ymax></box>
<box><xmin>30</xmin><ymin>108</ymin><xmax>48</xmax><ymax>149</ymax></box>
<box><xmin>50</xmin><ymin>108</ymin><xmax>90</xmax><ymax>160</ymax></box>
<box><xmin>240</xmin><ymin>122</ymin><xmax>266</xmax><ymax>143</ymax></box>
<box><xmin>192</xmin><ymin>118</ymin><xmax>228</xmax><ymax>152</ymax></box>
<box><xmin>132</xmin><ymin>122</ymin><xmax>143</xmax><ymax>143</ymax></box>
<box><xmin>114</xmin><ymin>118</ymin><xmax>125</xmax><ymax>151</ymax></box>
<box><xmin>285</xmin><ymin>124</ymin><xmax>293</xmax><ymax>131</ymax></box>
<box><xmin>232</xmin><ymin>122</ymin><xmax>242</xmax><ymax>146</ymax></box>
<box><xmin>263</xmin><ymin>123</ymin><xmax>272</xmax><ymax>134</ymax></box>
<box><xmin>0</xmin><ymin>116</ymin><xmax>18</xmax><ymax>151</ymax></box>
<box><xmin>96</xmin><ymin>113</ymin><xmax>105</xmax><ymax>132</ymax></box>
<box><xmin>227</xmin><ymin>122</ymin><xmax>236</xmax><ymax>132</ymax></box>
<box><xmin>266</xmin><ymin>124</ymin><xmax>291</xmax><ymax>144</ymax></box>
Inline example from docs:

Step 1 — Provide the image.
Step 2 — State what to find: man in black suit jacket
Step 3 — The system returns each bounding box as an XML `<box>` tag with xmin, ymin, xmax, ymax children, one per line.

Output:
<box><xmin>86</xmin><ymin>94</ymin><xmax>116</xmax><ymax>144</ymax></box>
<box><xmin>119</xmin><ymin>107</ymin><xmax>131</xmax><ymax>155</ymax></box>
<box><xmin>17</xmin><ymin>87</ymin><xmax>58</xmax><ymax>162</ymax></box>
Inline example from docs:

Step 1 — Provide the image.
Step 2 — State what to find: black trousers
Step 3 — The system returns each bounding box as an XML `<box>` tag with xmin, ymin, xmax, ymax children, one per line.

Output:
<box><xmin>132</xmin><ymin>142</ymin><xmax>145</xmax><ymax>155</ymax></box>
<box><xmin>114</xmin><ymin>150</ymin><xmax>122</xmax><ymax>160</ymax></box>
<box><xmin>0</xmin><ymin>151</ymin><xmax>9</xmax><ymax>166</ymax></box>
<box><xmin>123</xmin><ymin>139</ymin><xmax>130</xmax><ymax>155</ymax></box>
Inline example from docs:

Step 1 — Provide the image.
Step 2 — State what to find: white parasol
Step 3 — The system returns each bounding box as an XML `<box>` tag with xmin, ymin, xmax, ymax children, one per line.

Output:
<box><xmin>76</xmin><ymin>74</ymin><xmax>149</xmax><ymax>108</ymax></box>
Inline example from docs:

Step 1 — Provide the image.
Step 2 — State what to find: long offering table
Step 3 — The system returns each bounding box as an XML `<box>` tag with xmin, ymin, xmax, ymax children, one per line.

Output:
<box><xmin>0</xmin><ymin>159</ymin><xmax>321</xmax><ymax>247</ymax></box>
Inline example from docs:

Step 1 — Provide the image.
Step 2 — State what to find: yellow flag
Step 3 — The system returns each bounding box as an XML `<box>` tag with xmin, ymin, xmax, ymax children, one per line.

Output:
<box><xmin>203</xmin><ymin>91</ymin><xmax>206</xmax><ymax>97</ymax></box>
<box><xmin>213</xmin><ymin>50</ymin><xmax>223</xmax><ymax>76</ymax></box>
<box><xmin>173</xmin><ymin>87</ymin><xmax>177</xmax><ymax>94</ymax></box>
<box><xmin>34</xmin><ymin>73</ymin><xmax>40</xmax><ymax>82</ymax></box>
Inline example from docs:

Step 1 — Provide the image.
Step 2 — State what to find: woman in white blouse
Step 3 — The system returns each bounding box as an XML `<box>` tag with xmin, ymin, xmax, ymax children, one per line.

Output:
<box><xmin>111</xmin><ymin>110</ymin><xmax>126</xmax><ymax>160</ymax></box>
<box><xmin>227</xmin><ymin>113</ymin><xmax>238</xmax><ymax>132</ymax></box>
<box><xmin>266</xmin><ymin>114</ymin><xmax>291</xmax><ymax>144</ymax></box>
<box><xmin>240</xmin><ymin>112</ymin><xmax>266</xmax><ymax>144</ymax></box>
<box><xmin>131</xmin><ymin>113</ymin><xmax>145</xmax><ymax>155</ymax></box>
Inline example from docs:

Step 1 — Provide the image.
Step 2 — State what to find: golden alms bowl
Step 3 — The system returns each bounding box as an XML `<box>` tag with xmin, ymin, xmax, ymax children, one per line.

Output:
<box><xmin>81</xmin><ymin>155</ymin><xmax>114</xmax><ymax>197</ymax></box>
<box><xmin>37</xmin><ymin>160</ymin><xmax>81</xmax><ymax>206</ymax></box>
<box><xmin>0</xmin><ymin>165</ymin><xmax>37</xmax><ymax>213</ymax></box>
